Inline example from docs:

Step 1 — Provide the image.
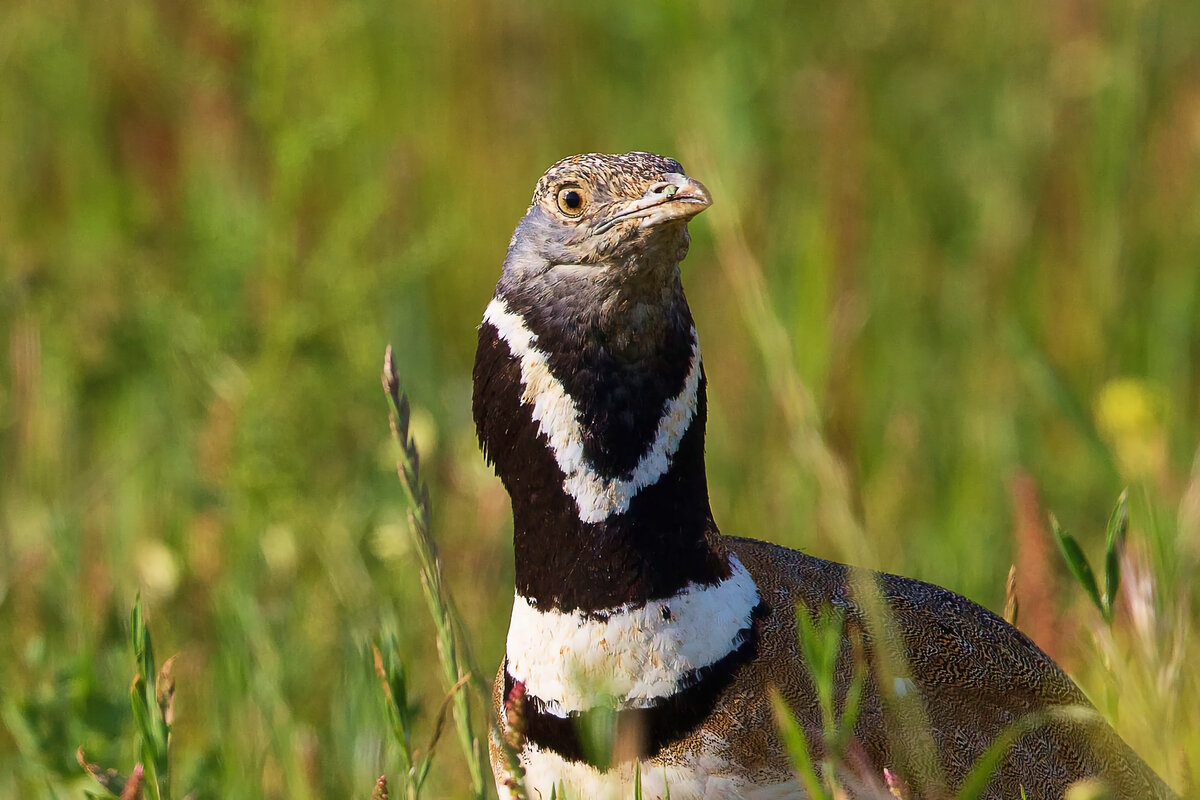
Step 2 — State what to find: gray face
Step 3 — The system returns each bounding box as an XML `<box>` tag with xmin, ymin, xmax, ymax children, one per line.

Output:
<box><xmin>497</xmin><ymin>152</ymin><xmax>712</xmax><ymax>316</ymax></box>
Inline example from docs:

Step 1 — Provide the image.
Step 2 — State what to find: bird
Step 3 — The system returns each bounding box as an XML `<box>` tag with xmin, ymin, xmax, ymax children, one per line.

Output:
<box><xmin>471</xmin><ymin>152</ymin><xmax>1175</xmax><ymax>800</ymax></box>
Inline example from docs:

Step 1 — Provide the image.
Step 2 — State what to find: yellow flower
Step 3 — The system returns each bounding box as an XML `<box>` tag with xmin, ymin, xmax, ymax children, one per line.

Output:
<box><xmin>1094</xmin><ymin>378</ymin><xmax>1165</xmax><ymax>480</ymax></box>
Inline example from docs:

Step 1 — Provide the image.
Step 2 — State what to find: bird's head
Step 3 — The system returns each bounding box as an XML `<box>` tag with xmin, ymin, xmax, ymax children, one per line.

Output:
<box><xmin>497</xmin><ymin>152</ymin><xmax>711</xmax><ymax>307</ymax></box>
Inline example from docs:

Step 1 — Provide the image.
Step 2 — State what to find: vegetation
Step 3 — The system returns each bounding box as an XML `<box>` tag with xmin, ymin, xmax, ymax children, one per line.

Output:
<box><xmin>2</xmin><ymin>0</ymin><xmax>1198</xmax><ymax>796</ymax></box>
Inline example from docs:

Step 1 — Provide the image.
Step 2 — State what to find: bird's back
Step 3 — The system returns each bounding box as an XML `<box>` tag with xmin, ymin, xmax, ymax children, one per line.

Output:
<box><xmin>730</xmin><ymin>535</ymin><xmax>1175</xmax><ymax>799</ymax></box>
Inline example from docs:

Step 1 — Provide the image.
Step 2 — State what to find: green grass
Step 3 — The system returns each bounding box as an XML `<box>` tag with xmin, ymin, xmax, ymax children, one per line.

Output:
<box><xmin>2</xmin><ymin>0</ymin><xmax>1199</xmax><ymax>796</ymax></box>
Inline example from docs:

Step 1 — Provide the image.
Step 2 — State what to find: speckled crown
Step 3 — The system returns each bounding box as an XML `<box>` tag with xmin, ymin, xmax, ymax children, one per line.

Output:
<box><xmin>530</xmin><ymin>152</ymin><xmax>685</xmax><ymax>208</ymax></box>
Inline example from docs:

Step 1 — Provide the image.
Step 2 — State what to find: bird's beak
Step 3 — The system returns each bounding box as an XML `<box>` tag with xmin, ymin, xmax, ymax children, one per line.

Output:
<box><xmin>591</xmin><ymin>173</ymin><xmax>713</xmax><ymax>235</ymax></box>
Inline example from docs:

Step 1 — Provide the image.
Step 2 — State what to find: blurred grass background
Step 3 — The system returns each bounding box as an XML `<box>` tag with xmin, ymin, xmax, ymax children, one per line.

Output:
<box><xmin>2</xmin><ymin>0</ymin><xmax>1198</xmax><ymax>796</ymax></box>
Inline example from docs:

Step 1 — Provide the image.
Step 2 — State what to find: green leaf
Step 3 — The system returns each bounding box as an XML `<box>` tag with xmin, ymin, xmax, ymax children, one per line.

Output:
<box><xmin>1102</xmin><ymin>490</ymin><xmax>1129</xmax><ymax>623</ymax></box>
<box><xmin>1050</xmin><ymin>514</ymin><xmax>1103</xmax><ymax>616</ymax></box>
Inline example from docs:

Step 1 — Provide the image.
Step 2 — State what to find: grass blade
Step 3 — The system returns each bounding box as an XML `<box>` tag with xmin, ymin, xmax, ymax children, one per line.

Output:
<box><xmin>772</xmin><ymin>690</ymin><xmax>830</xmax><ymax>800</ymax></box>
<box><xmin>382</xmin><ymin>347</ymin><xmax>491</xmax><ymax>800</ymax></box>
<box><xmin>1102</xmin><ymin>490</ymin><xmax>1129</xmax><ymax>622</ymax></box>
<box><xmin>955</xmin><ymin>706</ymin><xmax>1101</xmax><ymax>800</ymax></box>
<box><xmin>129</xmin><ymin>596</ymin><xmax>170</xmax><ymax>800</ymax></box>
<box><xmin>1050</xmin><ymin>515</ymin><xmax>1104</xmax><ymax>617</ymax></box>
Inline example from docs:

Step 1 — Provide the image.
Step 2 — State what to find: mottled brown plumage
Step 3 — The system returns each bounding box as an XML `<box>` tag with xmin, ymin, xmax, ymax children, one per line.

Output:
<box><xmin>731</xmin><ymin>539</ymin><xmax>1171</xmax><ymax>797</ymax></box>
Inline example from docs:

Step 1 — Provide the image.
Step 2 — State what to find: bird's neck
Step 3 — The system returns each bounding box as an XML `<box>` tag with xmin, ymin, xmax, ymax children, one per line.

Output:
<box><xmin>473</xmin><ymin>285</ymin><xmax>731</xmax><ymax>614</ymax></box>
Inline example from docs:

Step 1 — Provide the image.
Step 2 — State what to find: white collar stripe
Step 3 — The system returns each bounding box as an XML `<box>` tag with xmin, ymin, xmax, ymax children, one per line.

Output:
<box><xmin>484</xmin><ymin>296</ymin><xmax>702</xmax><ymax>524</ymax></box>
<box><xmin>505</xmin><ymin>744</ymin><xmax>803</xmax><ymax>800</ymax></box>
<box><xmin>505</xmin><ymin>555</ymin><xmax>760</xmax><ymax>717</ymax></box>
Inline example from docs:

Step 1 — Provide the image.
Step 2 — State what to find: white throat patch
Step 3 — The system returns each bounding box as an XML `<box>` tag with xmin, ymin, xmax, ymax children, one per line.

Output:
<box><xmin>505</xmin><ymin>555</ymin><xmax>760</xmax><ymax>717</ymax></box>
<box><xmin>484</xmin><ymin>296</ymin><xmax>702</xmax><ymax>524</ymax></box>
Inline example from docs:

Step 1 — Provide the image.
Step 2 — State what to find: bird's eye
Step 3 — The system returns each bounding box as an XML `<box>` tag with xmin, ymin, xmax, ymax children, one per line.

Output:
<box><xmin>555</xmin><ymin>186</ymin><xmax>586</xmax><ymax>217</ymax></box>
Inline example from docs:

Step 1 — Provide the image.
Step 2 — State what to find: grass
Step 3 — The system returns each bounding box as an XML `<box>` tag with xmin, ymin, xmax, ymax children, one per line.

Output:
<box><xmin>2</xmin><ymin>0</ymin><xmax>1199</xmax><ymax>796</ymax></box>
